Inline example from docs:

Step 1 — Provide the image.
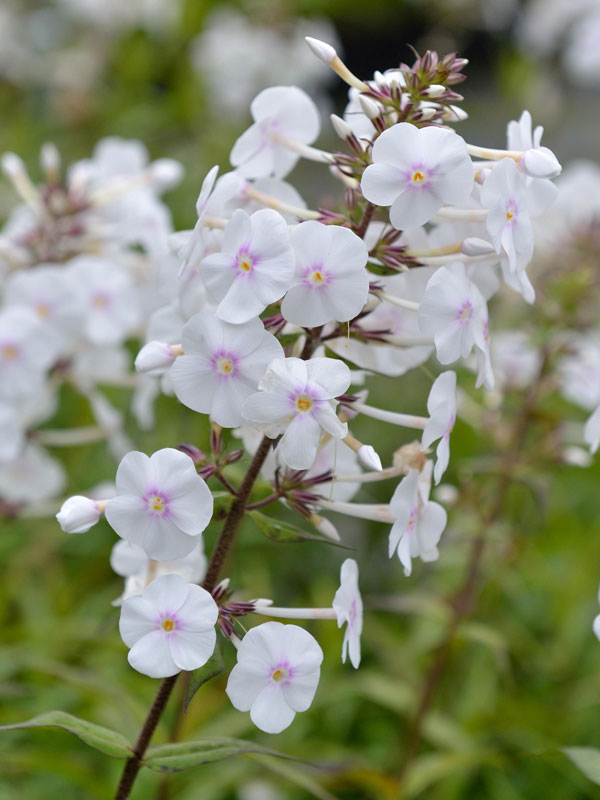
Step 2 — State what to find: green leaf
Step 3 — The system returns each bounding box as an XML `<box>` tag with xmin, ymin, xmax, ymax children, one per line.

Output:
<box><xmin>563</xmin><ymin>747</ymin><xmax>600</xmax><ymax>785</ymax></box>
<box><xmin>183</xmin><ymin>643</ymin><xmax>224</xmax><ymax>712</ymax></box>
<box><xmin>404</xmin><ymin>750</ymin><xmax>503</xmax><ymax>797</ymax></box>
<box><xmin>247</xmin><ymin>510</ymin><xmax>351</xmax><ymax>549</ymax></box>
<box><xmin>143</xmin><ymin>737</ymin><xmax>290</xmax><ymax>772</ymax></box>
<box><xmin>0</xmin><ymin>711</ymin><xmax>133</xmax><ymax>759</ymax></box>
<box><xmin>252</xmin><ymin>753</ymin><xmax>338</xmax><ymax>800</ymax></box>
<box><xmin>278</xmin><ymin>332</ymin><xmax>301</xmax><ymax>348</ymax></box>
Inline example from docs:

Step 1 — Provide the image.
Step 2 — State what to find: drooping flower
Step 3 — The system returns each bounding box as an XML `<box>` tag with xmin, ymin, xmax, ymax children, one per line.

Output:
<box><xmin>119</xmin><ymin>573</ymin><xmax>218</xmax><ymax>678</ymax></box>
<box><xmin>361</xmin><ymin>123</ymin><xmax>474</xmax><ymax>229</ymax></box>
<box><xmin>105</xmin><ymin>448</ymin><xmax>213</xmax><ymax>560</ymax></box>
<box><xmin>230</xmin><ymin>86</ymin><xmax>321</xmax><ymax>179</ymax></box>
<box><xmin>421</xmin><ymin>371</ymin><xmax>456</xmax><ymax>484</ymax></box>
<box><xmin>242</xmin><ymin>356</ymin><xmax>351</xmax><ymax>470</ymax></box>
<box><xmin>199</xmin><ymin>208</ymin><xmax>294</xmax><ymax>324</ymax></box>
<box><xmin>388</xmin><ymin>467</ymin><xmax>447</xmax><ymax>577</ymax></box>
<box><xmin>169</xmin><ymin>313</ymin><xmax>283</xmax><ymax>427</ymax></box>
<box><xmin>418</xmin><ymin>261</ymin><xmax>488</xmax><ymax>365</ymax></box>
<box><xmin>332</xmin><ymin>558</ymin><xmax>363</xmax><ymax>668</ymax></box>
<box><xmin>280</xmin><ymin>221</ymin><xmax>369</xmax><ymax>326</ymax></box>
<box><xmin>225</xmin><ymin>621</ymin><xmax>323</xmax><ymax>733</ymax></box>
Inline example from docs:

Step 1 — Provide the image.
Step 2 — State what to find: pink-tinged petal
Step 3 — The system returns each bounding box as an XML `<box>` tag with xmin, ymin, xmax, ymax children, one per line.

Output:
<box><xmin>127</xmin><ymin>630</ymin><xmax>179</xmax><ymax>678</ymax></box>
<box><xmin>169</xmin><ymin>628</ymin><xmax>216</xmax><ymax>671</ymax></box>
<box><xmin>177</xmin><ymin>584</ymin><xmax>219</xmax><ymax>631</ymax></box>
<box><xmin>250</xmin><ymin>684</ymin><xmax>296</xmax><ymax>734</ymax></box>
<box><xmin>143</xmin><ymin>573</ymin><xmax>190</xmax><ymax>614</ymax></box>
<box><xmin>143</xmin><ymin>516</ymin><xmax>197</xmax><ymax>561</ymax></box>
<box><xmin>389</xmin><ymin>187</ymin><xmax>442</xmax><ymax>230</ymax></box>
<box><xmin>105</xmin><ymin>495</ymin><xmax>147</xmax><ymax>545</ymax></box>
<box><xmin>361</xmin><ymin>162</ymin><xmax>404</xmax><ymax>207</ymax></box>
<box><xmin>282</xmin><ymin>670</ymin><xmax>320</xmax><ymax>712</ymax></box>
<box><xmin>306</xmin><ymin>358</ymin><xmax>351</xmax><ymax>398</ymax></box>
<box><xmin>114</xmin><ymin>450</ymin><xmax>152</xmax><ymax>496</ymax></box>
<box><xmin>226</xmin><ymin>662</ymin><xmax>270</xmax><ymax>711</ymax></box>
<box><xmin>280</xmin><ymin>415</ymin><xmax>320</xmax><ymax>470</ymax></box>
<box><xmin>119</xmin><ymin>595</ymin><xmax>158</xmax><ymax>647</ymax></box>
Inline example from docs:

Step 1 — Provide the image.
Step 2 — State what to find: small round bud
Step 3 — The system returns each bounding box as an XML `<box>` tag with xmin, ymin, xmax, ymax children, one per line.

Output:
<box><xmin>134</xmin><ymin>341</ymin><xmax>177</xmax><ymax>375</ymax></box>
<box><xmin>357</xmin><ymin>444</ymin><xmax>383</xmax><ymax>472</ymax></box>
<box><xmin>520</xmin><ymin>147</ymin><xmax>562</xmax><ymax>180</ymax></box>
<box><xmin>462</xmin><ymin>237</ymin><xmax>496</xmax><ymax>257</ymax></box>
<box><xmin>418</xmin><ymin>107</ymin><xmax>438</xmax><ymax>121</ymax></box>
<box><xmin>56</xmin><ymin>496</ymin><xmax>101</xmax><ymax>534</ymax></box>
<box><xmin>304</xmin><ymin>36</ymin><xmax>337</xmax><ymax>65</ymax></box>
<box><xmin>149</xmin><ymin>159</ymin><xmax>184</xmax><ymax>191</ymax></box>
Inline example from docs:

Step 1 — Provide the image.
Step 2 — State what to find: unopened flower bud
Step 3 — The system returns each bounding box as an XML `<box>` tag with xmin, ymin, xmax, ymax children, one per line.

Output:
<box><xmin>357</xmin><ymin>444</ymin><xmax>383</xmax><ymax>472</ymax></box>
<box><xmin>330</xmin><ymin>113</ymin><xmax>353</xmax><ymax>140</ymax></box>
<box><xmin>149</xmin><ymin>159</ymin><xmax>184</xmax><ymax>191</ymax></box>
<box><xmin>359</xmin><ymin>95</ymin><xmax>381</xmax><ymax>121</ymax></box>
<box><xmin>310</xmin><ymin>513</ymin><xmax>340</xmax><ymax>541</ymax></box>
<box><xmin>56</xmin><ymin>496</ymin><xmax>101</xmax><ymax>534</ymax></box>
<box><xmin>304</xmin><ymin>36</ymin><xmax>337</xmax><ymax>65</ymax></box>
<box><xmin>225</xmin><ymin>448</ymin><xmax>244</xmax><ymax>465</ymax></box>
<box><xmin>134</xmin><ymin>341</ymin><xmax>178</xmax><ymax>375</ymax></box>
<box><xmin>462</xmin><ymin>237</ymin><xmax>495</xmax><ymax>256</ymax></box>
<box><xmin>424</xmin><ymin>84</ymin><xmax>446</xmax><ymax>98</ymax></box>
<box><xmin>373</xmin><ymin>70</ymin><xmax>387</xmax><ymax>89</ymax></box>
<box><xmin>520</xmin><ymin>147</ymin><xmax>562</xmax><ymax>180</ymax></box>
<box><xmin>475</xmin><ymin>166</ymin><xmax>492</xmax><ymax>184</ymax></box>
<box><xmin>176</xmin><ymin>443</ymin><xmax>207</xmax><ymax>465</ymax></box>
<box><xmin>1</xmin><ymin>152</ymin><xmax>26</xmax><ymax>180</ymax></box>
<box><xmin>562</xmin><ymin>446</ymin><xmax>593</xmax><ymax>468</ymax></box>
<box><xmin>418</xmin><ymin>107</ymin><xmax>437</xmax><ymax>121</ymax></box>
<box><xmin>40</xmin><ymin>142</ymin><xmax>61</xmax><ymax>181</ymax></box>
<box><xmin>443</xmin><ymin>105</ymin><xmax>468</xmax><ymax>122</ymax></box>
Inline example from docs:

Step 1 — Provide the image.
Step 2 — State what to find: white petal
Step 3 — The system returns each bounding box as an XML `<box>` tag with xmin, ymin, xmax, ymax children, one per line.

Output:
<box><xmin>119</xmin><ymin>595</ymin><xmax>157</xmax><ymax>647</ymax></box>
<box><xmin>306</xmin><ymin>358</ymin><xmax>351</xmax><ymax>398</ymax></box>
<box><xmin>128</xmin><ymin>630</ymin><xmax>179</xmax><ymax>678</ymax></box>
<box><xmin>280</xmin><ymin>414</ymin><xmax>320</xmax><ymax>469</ymax></box>
<box><xmin>226</xmin><ymin>663</ymin><xmax>270</xmax><ymax>711</ymax></box>
<box><xmin>169</xmin><ymin>628</ymin><xmax>216</xmax><ymax>671</ymax></box>
<box><xmin>250</xmin><ymin>685</ymin><xmax>296</xmax><ymax>734</ymax></box>
<box><xmin>143</xmin><ymin>573</ymin><xmax>190</xmax><ymax>614</ymax></box>
<box><xmin>282</xmin><ymin>671</ymin><xmax>320</xmax><ymax>711</ymax></box>
<box><xmin>177</xmin><ymin>583</ymin><xmax>219</xmax><ymax>630</ymax></box>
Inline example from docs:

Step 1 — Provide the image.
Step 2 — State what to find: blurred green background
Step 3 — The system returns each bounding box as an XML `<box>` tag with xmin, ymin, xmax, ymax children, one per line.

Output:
<box><xmin>2</xmin><ymin>0</ymin><xmax>600</xmax><ymax>798</ymax></box>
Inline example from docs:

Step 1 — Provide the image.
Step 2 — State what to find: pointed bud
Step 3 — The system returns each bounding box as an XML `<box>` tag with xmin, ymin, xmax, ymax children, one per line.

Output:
<box><xmin>330</xmin><ymin>113</ymin><xmax>353</xmax><ymax>140</ymax></box>
<box><xmin>359</xmin><ymin>95</ymin><xmax>381</xmax><ymax>120</ymax></box>
<box><xmin>225</xmin><ymin>449</ymin><xmax>244</xmax><ymax>465</ymax></box>
<box><xmin>1</xmin><ymin>152</ymin><xmax>26</xmax><ymax>180</ymax></box>
<box><xmin>443</xmin><ymin>105</ymin><xmax>468</xmax><ymax>122</ymax></box>
<box><xmin>520</xmin><ymin>147</ymin><xmax>562</xmax><ymax>179</ymax></box>
<box><xmin>134</xmin><ymin>341</ymin><xmax>178</xmax><ymax>375</ymax></box>
<box><xmin>357</xmin><ymin>444</ymin><xmax>383</xmax><ymax>472</ymax></box>
<box><xmin>418</xmin><ymin>107</ymin><xmax>437</xmax><ymax>121</ymax></box>
<box><xmin>40</xmin><ymin>143</ymin><xmax>61</xmax><ymax>181</ymax></box>
<box><xmin>462</xmin><ymin>237</ymin><xmax>496</xmax><ymax>256</ymax></box>
<box><xmin>56</xmin><ymin>496</ymin><xmax>101</xmax><ymax>534</ymax></box>
<box><xmin>424</xmin><ymin>84</ymin><xmax>446</xmax><ymax>98</ymax></box>
<box><xmin>373</xmin><ymin>70</ymin><xmax>387</xmax><ymax>88</ymax></box>
<box><xmin>310</xmin><ymin>513</ymin><xmax>340</xmax><ymax>541</ymax></box>
<box><xmin>305</xmin><ymin>36</ymin><xmax>337</xmax><ymax>65</ymax></box>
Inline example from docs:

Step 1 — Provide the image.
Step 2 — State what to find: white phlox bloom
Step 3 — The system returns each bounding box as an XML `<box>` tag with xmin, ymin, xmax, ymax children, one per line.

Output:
<box><xmin>199</xmin><ymin>208</ymin><xmax>294</xmax><ymax>324</ymax></box>
<box><xmin>242</xmin><ymin>357</ymin><xmax>351</xmax><ymax>470</ymax></box>
<box><xmin>332</xmin><ymin>558</ymin><xmax>363</xmax><ymax>668</ymax></box>
<box><xmin>507</xmin><ymin>110</ymin><xmax>562</xmax><ymax>181</ymax></box>
<box><xmin>178</xmin><ymin>164</ymin><xmax>219</xmax><ymax>278</ymax></box>
<box><xmin>105</xmin><ymin>448</ymin><xmax>213</xmax><ymax>560</ymax></box>
<box><xmin>0</xmin><ymin>306</ymin><xmax>60</xmax><ymax>401</ymax></box>
<box><xmin>360</xmin><ymin>123</ymin><xmax>474</xmax><ymax>230</ymax></box>
<box><xmin>0</xmin><ymin>442</ymin><xmax>65</xmax><ymax>504</ymax></box>
<box><xmin>225</xmin><ymin>621</ymin><xmax>323</xmax><ymax>734</ymax></box>
<box><xmin>280</xmin><ymin>221</ymin><xmax>369</xmax><ymax>327</ymax></box>
<box><xmin>343</xmin><ymin>70</ymin><xmax>406</xmax><ymax>140</ymax></box>
<box><xmin>67</xmin><ymin>256</ymin><xmax>141</xmax><ymax>345</ymax></box>
<box><xmin>388</xmin><ymin>467</ymin><xmax>448</xmax><ymax>577</ymax></box>
<box><xmin>491</xmin><ymin>331</ymin><xmax>540</xmax><ymax>391</ymax></box>
<box><xmin>110</xmin><ymin>539</ymin><xmax>207</xmax><ymax>605</ymax></box>
<box><xmin>119</xmin><ymin>573</ymin><xmax>218</xmax><ymax>678</ymax></box>
<box><xmin>422</xmin><ymin>371</ymin><xmax>457</xmax><ymax>484</ymax></box>
<box><xmin>0</xmin><ymin>403</ymin><xmax>23</xmax><ymax>462</ymax></box>
<box><xmin>418</xmin><ymin>261</ymin><xmax>488</xmax><ymax>365</ymax></box>
<box><xmin>230</xmin><ymin>85</ymin><xmax>321</xmax><ymax>179</ymax></box>
<box><xmin>584</xmin><ymin>404</ymin><xmax>600</xmax><ymax>455</ymax></box>
<box><xmin>558</xmin><ymin>336</ymin><xmax>600</xmax><ymax>411</ymax></box>
<box><xmin>169</xmin><ymin>313</ymin><xmax>283</xmax><ymax>427</ymax></box>
<box><xmin>56</xmin><ymin>495</ymin><xmax>102</xmax><ymax>534</ymax></box>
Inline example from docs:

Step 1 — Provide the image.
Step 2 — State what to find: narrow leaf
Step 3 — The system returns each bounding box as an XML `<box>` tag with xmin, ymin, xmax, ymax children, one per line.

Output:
<box><xmin>0</xmin><ymin>710</ymin><xmax>133</xmax><ymax>758</ymax></box>
<box><xmin>247</xmin><ymin>510</ymin><xmax>350</xmax><ymax>549</ymax></box>
<box><xmin>563</xmin><ymin>747</ymin><xmax>600</xmax><ymax>786</ymax></box>
<box><xmin>252</xmin><ymin>754</ymin><xmax>338</xmax><ymax>800</ymax></box>
<box><xmin>143</xmin><ymin>737</ymin><xmax>290</xmax><ymax>772</ymax></box>
<box><xmin>184</xmin><ymin>643</ymin><xmax>224</xmax><ymax>712</ymax></box>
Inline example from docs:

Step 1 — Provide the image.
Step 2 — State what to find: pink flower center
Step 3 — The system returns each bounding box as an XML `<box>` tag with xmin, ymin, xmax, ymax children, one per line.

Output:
<box><xmin>145</xmin><ymin>490</ymin><xmax>169</xmax><ymax>517</ymax></box>
<box><xmin>270</xmin><ymin>660</ymin><xmax>293</xmax><ymax>684</ymax></box>
<box><xmin>457</xmin><ymin>301</ymin><xmax>473</xmax><ymax>325</ymax></box>
<box><xmin>505</xmin><ymin>199</ymin><xmax>518</xmax><ymax>225</ymax></box>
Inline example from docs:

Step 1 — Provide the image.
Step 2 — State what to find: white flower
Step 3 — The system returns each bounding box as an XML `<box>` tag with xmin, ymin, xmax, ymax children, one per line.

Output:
<box><xmin>199</xmin><ymin>208</ymin><xmax>294</xmax><ymax>324</ymax></box>
<box><xmin>119</xmin><ymin>573</ymin><xmax>218</xmax><ymax>678</ymax></box>
<box><xmin>422</xmin><ymin>371</ymin><xmax>456</xmax><ymax>484</ymax></box>
<box><xmin>56</xmin><ymin>495</ymin><xmax>102</xmax><ymax>534</ymax></box>
<box><xmin>0</xmin><ymin>403</ymin><xmax>23</xmax><ymax>462</ymax></box>
<box><xmin>585</xmin><ymin>404</ymin><xmax>600</xmax><ymax>455</ymax></box>
<box><xmin>225</xmin><ymin>621</ymin><xmax>323</xmax><ymax>734</ymax></box>
<box><xmin>332</xmin><ymin>559</ymin><xmax>363</xmax><ymax>668</ymax></box>
<box><xmin>507</xmin><ymin>110</ymin><xmax>561</xmax><ymax>180</ymax></box>
<box><xmin>135</xmin><ymin>341</ymin><xmax>178</xmax><ymax>376</ymax></box>
<box><xmin>280</xmin><ymin>221</ymin><xmax>369</xmax><ymax>327</ymax></box>
<box><xmin>230</xmin><ymin>86</ymin><xmax>320</xmax><ymax>179</ymax></box>
<box><xmin>388</xmin><ymin>468</ymin><xmax>447</xmax><ymax>576</ymax></box>
<box><xmin>0</xmin><ymin>442</ymin><xmax>66</xmax><ymax>504</ymax></box>
<box><xmin>170</xmin><ymin>313</ymin><xmax>283</xmax><ymax>427</ymax></box>
<box><xmin>361</xmin><ymin>123</ymin><xmax>474</xmax><ymax>229</ymax></box>
<box><xmin>0</xmin><ymin>306</ymin><xmax>60</xmax><ymax>401</ymax></box>
<box><xmin>418</xmin><ymin>261</ymin><xmax>488</xmax><ymax>365</ymax></box>
<box><xmin>242</xmin><ymin>357</ymin><xmax>351</xmax><ymax>470</ymax></box>
<box><xmin>105</xmin><ymin>448</ymin><xmax>213</xmax><ymax>560</ymax></box>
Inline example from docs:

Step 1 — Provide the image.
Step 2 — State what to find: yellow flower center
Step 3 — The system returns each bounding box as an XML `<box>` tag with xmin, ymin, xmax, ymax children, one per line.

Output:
<box><xmin>238</xmin><ymin>256</ymin><xmax>253</xmax><ymax>273</ymax></box>
<box><xmin>92</xmin><ymin>293</ymin><xmax>108</xmax><ymax>309</ymax></box>
<box><xmin>1</xmin><ymin>344</ymin><xmax>18</xmax><ymax>361</ymax></box>
<box><xmin>216</xmin><ymin>356</ymin><xmax>235</xmax><ymax>375</ymax></box>
<box><xmin>412</xmin><ymin>170</ymin><xmax>425</xmax><ymax>184</ymax></box>
<box><xmin>309</xmin><ymin>270</ymin><xmax>324</xmax><ymax>285</ymax></box>
<box><xmin>36</xmin><ymin>303</ymin><xmax>50</xmax><ymax>318</ymax></box>
<box><xmin>296</xmin><ymin>394</ymin><xmax>312</xmax><ymax>413</ymax></box>
<box><xmin>506</xmin><ymin>210</ymin><xmax>513</xmax><ymax>221</ymax></box>
<box><xmin>162</xmin><ymin>619</ymin><xmax>175</xmax><ymax>632</ymax></box>
<box><xmin>151</xmin><ymin>495</ymin><xmax>165</xmax><ymax>513</ymax></box>
<box><xmin>272</xmin><ymin>668</ymin><xmax>286</xmax><ymax>682</ymax></box>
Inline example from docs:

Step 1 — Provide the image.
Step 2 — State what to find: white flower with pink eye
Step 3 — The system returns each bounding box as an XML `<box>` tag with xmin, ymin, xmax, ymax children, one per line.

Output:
<box><xmin>119</xmin><ymin>573</ymin><xmax>218</xmax><ymax>678</ymax></box>
<box><xmin>422</xmin><ymin>371</ymin><xmax>456</xmax><ymax>485</ymax></box>
<box><xmin>104</xmin><ymin>448</ymin><xmax>213</xmax><ymax>561</ymax></box>
<box><xmin>230</xmin><ymin>86</ymin><xmax>321</xmax><ymax>179</ymax></box>
<box><xmin>360</xmin><ymin>122</ymin><xmax>474</xmax><ymax>230</ymax></box>
<box><xmin>280</xmin><ymin>221</ymin><xmax>369</xmax><ymax>327</ymax></box>
<box><xmin>418</xmin><ymin>261</ymin><xmax>488</xmax><ymax>365</ymax></box>
<box><xmin>199</xmin><ymin>208</ymin><xmax>294</xmax><ymax>324</ymax></box>
<box><xmin>0</xmin><ymin>306</ymin><xmax>60</xmax><ymax>402</ymax></box>
<box><xmin>388</xmin><ymin>468</ymin><xmax>447</xmax><ymax>577</ymax></box>
<box><xmin>225</xmin><ymin>621</ymin><xmax>323</xmax><ymax>734</ymax></box>
<box><xmin>169</xmin><ymin>312</ymin><xmax>283</xmax><ymax>427</ymax></box>
<box><xmin>242</xmin><ymin>356</ymin><xmax>351</xmax><ymax>470</ymax></box>
<box><xmin>332</xmin><ymin>558</ymin><xmax>363</xmax><ymax>668</ymax></box>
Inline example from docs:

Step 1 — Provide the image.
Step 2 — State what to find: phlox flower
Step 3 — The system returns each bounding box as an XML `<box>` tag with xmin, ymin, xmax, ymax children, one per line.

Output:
<box><xmin>508</xmin><ymin>110</ymin><xmax>561</xmax><ymax>182</ymax></box>
<box><xmin>422</xmin><ymin>371</ymin><xmax>457</xmax><ymax>485</ymax></box>
<box><xmin>242</xmin><ymin>357</ymin><xmax>351</xmax><ymax>470</ymax></box>
<box><xmin>0</xmin><ymin>442</ymin><xmax>65</xmax><ymax>505</ymax></box>
<box><xmin>119</xmin><ymin>573</ymin><xmax>218</xmax><ymax>678</ymax></box>
<box><xmin>332</xmin><ymin>558</ymin><xmax>363</xmax><ymax>668</ymax></box>
<box><xmin>418</xmin><ymin>261</ymin><xmax>488</xmax><ymax>365</ymax></box>
<box><xmin>56</xmin><ymin>495</ymin><xmax>102</xmax><ymax>534</ymax></box>
<box><xmin>169</xmin><ymin>313</ymin><xmax>283</xmax><ymax>427</ymax></box>
<box><xmin>0</xmin><ymin>306</ymin><xmax>60</xmax><ymax>401</ymax></box>
<box><xmin>225</xmin><ymin>621</ymin><xmax>323</xmax><ymax>734</ymax></box>
<box><xmin>388</xmin><ymin>467</ymin><xmax>447</xmax><ymax>577</ymax></box>
<box><xmin>280</xmin><ymin>221</ymin><xmax>369</xmax><ymax>327</ymax></box>
<box><xmin>199</xmin><ymin>208</ymin><xmax>294</xmax><ymax>324</ymax></box>
<box><xmin>230</xmin><ymin>85</ymin><xmax>321</xmax><ymax>179</ymax></box>
<box><xmin>105</xmin><ymin>448</ymin><xmax>213</xmax><ymax>560</ymax></box>
<box><xmin>361</xmin><ymin>123</ymin><xmax>474</xmax><ymax>230</ymax></box>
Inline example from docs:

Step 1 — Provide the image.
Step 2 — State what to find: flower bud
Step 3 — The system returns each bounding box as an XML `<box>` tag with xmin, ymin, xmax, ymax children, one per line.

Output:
<box><xmin>56</xmin><ymin>496</ymin><xmax>101</xmax><ymax>534</ymax></box>
<box><xmin>40</xmin><ymin>143</ymin><xmax>61</xmax><ymax>181</ymax></box>
<box><xmin>304</xmin><ymin>36</ymin><xmax>337</xmax><ymax>65</ymax></box>
<box><xmin>424</xmin><ymin>84</ymin><xmax>446</xmax><ymax>98</ymax></box>
<box><xmin>330</xmin><ymin>114</ymin><xmax>353</xmax><ymax>140</ymax></box>
<box><xmin>149</xmin><ymin>159</ymin><xmax>184</xmax><ymax>191</ymax></box>
<box><xmin>462</xmin><ymin>237</ymin><xmax>496</xmax><ymax>256</ymax></box>
<box><xmin>418</xmin><ymin>107</ymin><xmax>438</xmax><ymax>121</ymax></box>
<box><xmin>310</xmin><ymin>513</ymin><xmax>340</xmax><ymax>541</ymax></box>
<box><xmin>520</xmin><ymin>147</ymin><xmax>562</xmax><ymax>180</ymax></box>
<box><xmin>1</xmin><ymin>152</ymin><xmax>26</xmax><ymax>180</ymax></box>
<box><xmin>357</xmin><ymin>444</ymin><xmax>383</xmax><ymax>472</ymax></box>
<box><xmin>443</xmin><ymin>105</ymin><xmax>468</xmax><ymax>122</ymax></box>
<box><xmin>134</xmin><ymin>341</ymin><xmax>177</xmax><ymax>375</ymax></box>
<box><xmin>359</xmin><ymin>95</ymin><xmax>381</xmax><ymax>121</ymax></box>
